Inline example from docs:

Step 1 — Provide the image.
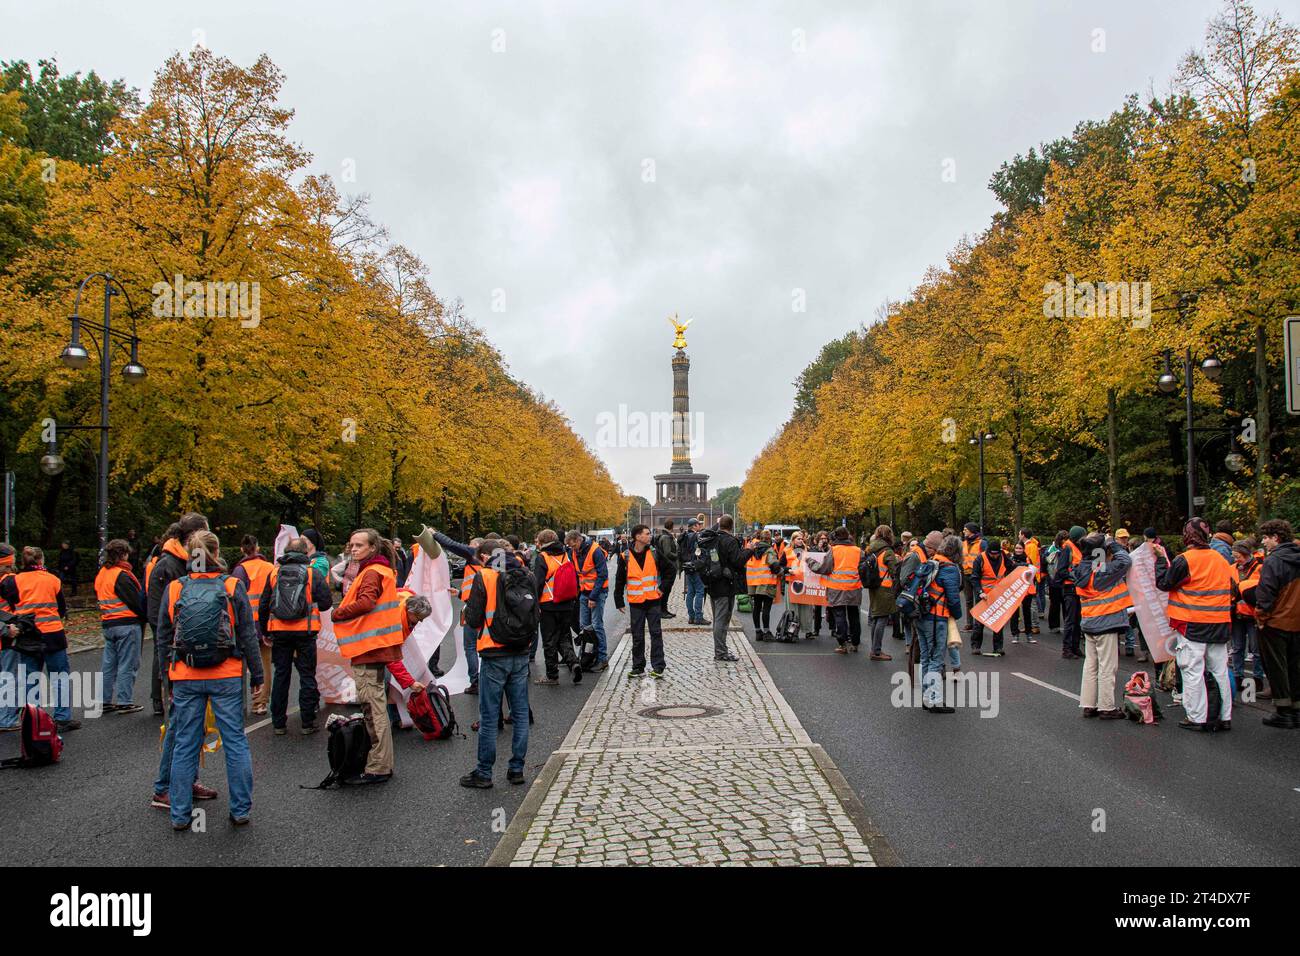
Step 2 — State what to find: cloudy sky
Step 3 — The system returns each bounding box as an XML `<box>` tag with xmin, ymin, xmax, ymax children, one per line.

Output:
<box><xmin>6</xmin><ymin>0</ymin><xmax>1240</xmax><ymax>498</ymax></box>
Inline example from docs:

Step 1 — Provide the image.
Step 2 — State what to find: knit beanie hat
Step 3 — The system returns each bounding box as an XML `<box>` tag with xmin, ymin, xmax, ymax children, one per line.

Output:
<box><xmin>1068</xmin><ymin>525</ymin><xmax>1086</xmax><ymax>543</ymax></box>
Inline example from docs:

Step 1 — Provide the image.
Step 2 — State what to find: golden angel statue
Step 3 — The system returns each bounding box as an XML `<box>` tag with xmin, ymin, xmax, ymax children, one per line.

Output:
<box><xmin>668</xmin><ymin>313</ymin><xmax>692</xmax><ymax>350</ymax></box>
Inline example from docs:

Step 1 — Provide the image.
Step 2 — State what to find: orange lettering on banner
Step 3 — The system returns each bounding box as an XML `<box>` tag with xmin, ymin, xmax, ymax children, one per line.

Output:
<box><xmin>787</xmin><ymin>551</ymin><xmax>828</xmax><ymax>607</ymax></box>
<box><xmin>969</xmin><ymin>567</ymin><xmax>1036</xmax><ymax>632</ymax></box>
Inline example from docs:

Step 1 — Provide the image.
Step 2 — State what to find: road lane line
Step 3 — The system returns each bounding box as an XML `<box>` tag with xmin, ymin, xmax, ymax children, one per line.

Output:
<box><xmin>1012</xmin><ymin>671</ymin><xmax>1081</xmax><ymax>702</ymax></box>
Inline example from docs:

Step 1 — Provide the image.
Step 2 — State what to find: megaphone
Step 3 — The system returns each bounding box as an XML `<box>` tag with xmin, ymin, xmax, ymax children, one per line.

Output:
<box><xmin>413</xmin><ymin>525</ymin><xmax>442</xmax><ymax>559</ymax></box>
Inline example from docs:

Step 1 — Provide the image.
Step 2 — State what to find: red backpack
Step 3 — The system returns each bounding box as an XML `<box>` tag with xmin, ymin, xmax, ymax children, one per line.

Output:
<box><xmin>550</xmin><ymin>557</ymin><xmax>579</xmax><ymax>603</ymax></box>
<box><xmin>407</xmin><ymin>685</ymin><xmax>458</xmax><ymax>740</ymax></box>
<box><xmin>1</xmin><ymin>705</ymin><xmax>63</xmax><ymax>768</ymax></box>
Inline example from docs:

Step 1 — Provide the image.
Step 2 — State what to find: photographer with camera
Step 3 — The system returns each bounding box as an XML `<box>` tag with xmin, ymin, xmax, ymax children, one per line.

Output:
<box><xmin>1072</xmin><ymin>534</ymin><xmax>1133</xmax><ymax>720</ymax></box>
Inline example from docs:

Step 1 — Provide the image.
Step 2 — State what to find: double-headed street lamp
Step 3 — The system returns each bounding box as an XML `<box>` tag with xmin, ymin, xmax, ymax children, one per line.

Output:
<box><xmin>43</xmin><ymin>273</ymin><xmax>145</xmax><ymax>556</ymax></box>
<box><xmin>967</xmin><ymin>429</ymin><xmax>1006</xmax><ymax>535</ymax></box>
<box><xmin>1156</xmin><ymin>346</ymin><xmax>1228</xmax><ymax>519</ymax></box>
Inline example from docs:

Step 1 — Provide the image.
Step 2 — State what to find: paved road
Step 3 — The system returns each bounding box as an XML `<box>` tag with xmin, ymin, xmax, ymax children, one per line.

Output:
<box><xmin>743</xmin><ymin>595</ymin><xmax>1300</xmax><ymax>866</ymax></box>
<box><xmin>0</xmin><ymin>598</ymin><xmax>621</xmax><ymax>866</ymax></box>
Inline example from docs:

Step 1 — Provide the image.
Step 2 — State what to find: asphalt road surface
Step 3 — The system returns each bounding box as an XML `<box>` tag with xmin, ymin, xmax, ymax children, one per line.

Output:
<box><xmin>743</xmin><ymin>595</ymin><xmax>1300</xmax><ymax>866</ymax></box>
<box><xmin>0</xmin><ymin>597</ymin><xmax>622</xmax><ymax>866</ymax></box>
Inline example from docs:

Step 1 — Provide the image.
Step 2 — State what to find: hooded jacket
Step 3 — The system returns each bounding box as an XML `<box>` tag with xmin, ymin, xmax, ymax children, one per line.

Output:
<box><xmin>699</xmin><ymin>527</ymin><xmax>752</xmax><ymax>599</ymax></box>
<box><xmin>1252</xmin><ymin>541</ymin><xmax>1300</xmax><ymax>632</ymax></box>
<box><xmin>1071</xmin><ymin>545</ymin><xmax>1132</xmax><ymax>634</ymax></box>
<box><xmin>146</xmin><ymin>537</ymin><xmax>193</xmax><ymax>632</ymax></box>
<box><xmin>867</xmin><ymin>537</ymin><xmax>899</xmax><ymax>617</ymax></box>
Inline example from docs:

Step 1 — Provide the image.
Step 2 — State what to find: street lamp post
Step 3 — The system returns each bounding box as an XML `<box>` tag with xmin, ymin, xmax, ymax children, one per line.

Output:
<box><xmin>967</xmin><ymin>430</ymin><xmax>998</xmax><ymax>534</ymax></box>
<box><xmin>1157</xmin><ymin>346</ymin><xmax>1223</xmax><ymax>519</ymax></box>
<box><xmin>49</xmin><ymin>273</ymin><xmax>145</xmax><ymax>557</ymax></box>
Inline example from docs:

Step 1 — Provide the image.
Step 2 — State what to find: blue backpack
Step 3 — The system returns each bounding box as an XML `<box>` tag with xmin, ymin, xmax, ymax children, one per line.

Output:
<box><xmin>897</xmin><ymin>561</ymin><xmax>939</xmax><ymax>619</ymax></box>
<box><xmin>171</xmin><ymin>575</ymin><xmax>236</xmax><ymax>668</ymax></box>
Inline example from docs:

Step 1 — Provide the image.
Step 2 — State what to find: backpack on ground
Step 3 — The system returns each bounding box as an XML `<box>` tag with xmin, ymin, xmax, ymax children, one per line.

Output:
<box><xmin>737</xmin><ymin>593</ymin><xmax>753</xmax><ymax>614</ymax></box>
<box><xmin>0</xmin><ymin>704</ymin><xmax>63</xmax><ymax>769</ymax></box>
<box><xmin>862</xmin><ymin>552</ymin><xmax>883</xmax><ymax>590</ymax></box>
<box><xmin>549</xmin><ymin>556</ymin><xmax>579</xmax><ymax>604</ymax></box>
<box><xmin>897</xmin><ymin>561</ymin><xmax>939</xmax><ymax>619</ymax></box>
<box><xmin>171</xmin><ymin>575</ymin><xmax>236</xmax><ymax>669</ymax></box>
<box><xmin>576</xmin><ymin>626</ymin><xmax>600</xmax><ymax>670</ymax></box>
<box><xmin>407</xmin><ymin>684</ymin><xmax>458</xmax><ymax>740</ymax></box>
<box><xmin>268</xmin><ymin>563</ymin><xmax>312</xmax><ymax>624</ymax></box>
<box><xmin>493</xmin><ymin>567</ymin><xmax>541</xmax><ymax>650</ymax></box>
<box><xmin>775</xmin><ymin>608</ymin><xmax>800</xmax><ymax>643</ymax></box>
<box><xmin>303</xmin><ymin>713</ymin><xmax>370</xmax><ymax>789</ymax></box>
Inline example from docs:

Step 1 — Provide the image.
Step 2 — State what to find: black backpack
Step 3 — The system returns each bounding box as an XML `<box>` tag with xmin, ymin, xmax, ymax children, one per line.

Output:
<box><xmin>775</xmin><ymin>608</ymin><xmax>801</xmax><ymax>643</ymax></box>
<box><xmin>269</xmin><ymin>563</ymin><xmax>312</xmax><ymax>624</ymax></box>
<box><xmin>492</xmin><ymin>567</ymin><xmax>540</xmax><ymax>650</ymax></box>
<box><xmin>171</xmin><ymin>575</ymin><xmax>236</xmax><ymax>668</ymax></box>
<box><xmin>862</xmin><ymin>551</ymin><xmax>883</xmax><ymax>589</ymax></box>
<box><xmin>576</xmin><ymin>626</ymin><xmax>600</xmax><ymax>669</ymax></box>
<box><xmin>303</xmin><ymin>714</ymin><xmax>371</xmax><ymax>789</ymax></box>
<box><xmin>695</xmin><ymin>529</ymin><xmax>732</xmax><ymax>585</ymax></box>
<box><xmin>0</xmin><ymin>608</ymin><xmax>44</xmax><ymax>657</ymax></box>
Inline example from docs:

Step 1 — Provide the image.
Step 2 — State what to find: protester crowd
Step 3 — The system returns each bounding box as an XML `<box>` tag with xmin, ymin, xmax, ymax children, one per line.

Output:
<box><xmin>1</xmin><ymin>506</ymin><xmax>1296</xmax><ymax>830</ymax></box>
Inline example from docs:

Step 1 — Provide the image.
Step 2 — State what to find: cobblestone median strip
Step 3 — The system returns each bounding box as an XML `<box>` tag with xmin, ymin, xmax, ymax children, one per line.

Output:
<box><xmin>490</xmin><ymin>595</ymin><xmax>889</xmax><ymax>867</ymax></box>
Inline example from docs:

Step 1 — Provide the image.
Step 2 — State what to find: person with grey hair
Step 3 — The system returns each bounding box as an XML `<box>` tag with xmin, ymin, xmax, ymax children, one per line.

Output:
<box><xmin>259</xmin><ymin>535</ymin><xmax>334</xmax><ymax>735</ymax></box>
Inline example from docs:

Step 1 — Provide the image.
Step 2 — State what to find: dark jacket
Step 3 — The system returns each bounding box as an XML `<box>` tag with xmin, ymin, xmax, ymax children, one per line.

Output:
<box><xmin>570</xmin><ymin>539</ymin><xmax>609</xmax><ymax>597</ymax></box>
<box><xmin>701</xmin><ymin>528</ymin><xmax>752</xmax><ymax>599</ymax></box>
<box><xmin>147</xmin><ymin>538</ymin><xmax>193</xmax><ymax>631</ymax></box>
<box><xmin>680</xmin><ymin>530</ymin><xmax>699</xmax><ymax>572</ymax></box>
<box><xmin>867</xmin><ymin>538</ymin><xmax>899</xmax><ymax>617</ymax></box>
<box><xmin>654</xmin><ymin>529</ymin><xmax>679</xmax><ymax>574</ymax></box>
<box><xmin>257</xmin><ymin>550</ymin><xmax>334</xmax><ymax>636</ymax></box>
<box><xmin>1253</xmin><ymin>541</ymin><xmax>1300</xmax><ymax>632</ymax></box>
<box><xmin>1070</xmin><ymin>545</ymin><xmax>1132</xmax><ymax>634</ymax></box>
<box><xmin>464</xmin><ymin>551</ymin><xmax>530</xmax><ymax>657</ymax></box>
<box><xmin>1154</xmin><ymin>546</ymin><xmax>1234</xmax><ymax>645</ymax></box>
<box><xmin>155</xmin><ymin>570</ymin><xmax>262</xmax><ymax>684</ymax></box>
<box><xmin>532</xmin><ymin>540</ymin><xmax>577</xmax><ymax>613</ymax></box>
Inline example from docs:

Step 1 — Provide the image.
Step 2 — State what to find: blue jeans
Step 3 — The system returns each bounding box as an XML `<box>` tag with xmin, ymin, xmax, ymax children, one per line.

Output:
<box><xmin>685</xmin><ymin>572</ymin><xmax>706</xmax><ymax>621</ymax></box>
<box><xmin>476</xmin><ymin>653</ymin><xmax>530</xmax><ymax>778</ymax></box>
<box><xmin>462</xmin><ymin>624</ymin><xmax>480</xmax><ymax>684</ymax></box>
<box><xmin>168</xmin><ymin>677</ymin><xmax>252</xmax><ymax>825</ymax></box>
<box><xmin>0</xmin><ymin>648</ymin><xmax>19</xmax><ymax>727</ymax></box>
<box><xmin>1035</xmin><ymin>587</ymin><xmax>1046</xmax><ymax>615</ymax></box>
<box><xmin>1230</xmin><ymin>618</ymin><xmax>1263</xmax><ymax>685</ymax></box>
<box><xmin>579</xmin><ymin>589</ymin><xmax>608</xmax><ymax>662</ymax></box>
<box><xmin>102</xmin><ymin>622</ymin><xmax>142</xmax><ymax>706</ymax></box>
<box><xmin>18</xmin><ymin>648</ymin><xmax>73</xmax><ymax>722</ymax></box>
<box><xmin>918</xmin><ymin>615</ymin><xmax>948</xmax><ymax>706</ymax></box>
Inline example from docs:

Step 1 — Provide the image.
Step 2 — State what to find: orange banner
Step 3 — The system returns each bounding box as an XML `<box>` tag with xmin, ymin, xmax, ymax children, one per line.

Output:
<box><xmin>968</xmin><ymin>566</ymin><xmax>1035</xmax><ymax>632</ymax></box>
<box><xmin>787</xmin><ymin>551</ymin><xmax>827</xmax><ymax>606</ymax></box>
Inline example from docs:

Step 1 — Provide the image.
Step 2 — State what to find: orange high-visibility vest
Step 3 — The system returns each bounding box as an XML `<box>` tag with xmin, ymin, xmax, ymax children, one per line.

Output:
<box><xmin>0</xmin><ymin>564</ymin><xmax>13</xmax><ymax>612</ymax></box>
<box><xmin>459</xmin><ymin>563</ymin><xmax>478</xmax><ymax>603</ymax></box>
<box><xmin>95</xmin><ymin>565</ymin><xmax>138</xmax><ymax>623</ymax></box>
<box><xmin>784</xmin><ymin>550</ymin><xmax>804</xmax><ymax>583</ymax></box>
<box><xmin>873</xmin><ymin>551</ymin><xmax>894</xmax><ymax>589</ymax></box>
<box><xmin>1235</xmin><ymin>560</ymin><xmax>1260</xmax><ymax>618</ymax></box>
<box><xmin>540</xmin><ymin>552</ymin><xmax>572</xmax><ymax>603</ymax></box>
<box><xmin>166</xmin><ymin>573</ymin><xmax>243</xmax><ymax>681</ymax></box>
<box><xmin>961</xmin><ymin>538</ymin><xmax>983</xmax><ymax>574</ymax></box>
<box><xmin>474</xmin><ymin>566</ymin><xmax>503</xmax><ymax>653</ymax></box>
<box><xmin>334</xmin><ymin>564</ymin><xmax>404</xmax><ymax>659</ymax></box>
<box><xmin>927</xmin><ymin>555</ymin><xmax>954</xmax><ymax>617</ymax></box>
<box><xmin>264</xmin><ymin>564</ymin><xmax>321</xmax><ymax>633</ymax></box>
<box><xmin>746</xmin><ymin>551</ymin><xmax>778</xmax><ymax>588</ymax></box>
<box><xmin>14</xmin><ymin>569</ymin><xmax>63</xmax><ymax>633</ymax></box>
<box><xmin>1062</xmin><ymin>541</ymin><xmax>1082</xmax><ymax>588</ymax></box>
<box><xmin>577</xmin><ymin>545</ymin><xmax>601</xmax><ymax>591</ymax></box>
<box><xmin>144</xmin><ymin>554</ymin><xmax>159</xmax><ymax>593</ymax></box>
<box><xmin>239</xmin><ymin>556</ymin><xmax>275</xmax><ymax>623</ymax></box>
<box><xmin>1168</xmin><ymin>548</ymin><xmax>1235</xmax><ymax>624</ymax></box>
<box><xmin>827</xmin><ymin>544</ymin><xmax>863</xmax><ymax>591</ymax></box>
<box><xmin>1024</xmin><ymin>538</ymin><xmax>1042</xmax><ymax>581</ymax></box>
<box><xmin>626</xmin><ymin>549</ymin><xmax>661</xmax><ymax>604</ymax></box>
<box><xmin>1078</xmin><ymin>568</ymin><xmax>1132</xmax><ymax>619</ymax></box>
<box><xmin>977</xmin><ymin>552</ymin><xmax>1008</xmax><ymax>590</ymax></box>
<box><xmin>908</xmin><ymin>543</ymin><xmax>926</xmax><ymax>564</ymax></box>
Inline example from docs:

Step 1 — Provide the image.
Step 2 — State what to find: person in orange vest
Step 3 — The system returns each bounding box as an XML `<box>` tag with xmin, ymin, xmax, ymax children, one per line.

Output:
<box><xmin>231</xmin><ymin>535</ymin><xmax>276</xmax><ymax>717</ymax></box>
<box><xmin>530</xmin><ymin>529</ymin><xmax>582</xmax><ymax>685</ymax></box>
<box><xmin>258</xmin><ymin>536</ymin><xmax>334</xmax><ymax>735</ymax></box>
<box><xmin>461</xmin><ymin>540</ymin><xmax>535</xmax><ymax>788</ymax></box>
<box><xmin>614</xmin><ymin>524</ymin><xmax>666</xmax><ymax>677</ymax></box>
<box><xmin>960</xmin><ymin>523</ymin><xmax>987</xmax><ymax>632</ymax></box>
<box><xmin>1008</xmin><ymin>540</ymin><xmax>1039</xmax><ymax>646</ymax></box>
<box><xmin>146</xmin><ymin>513</ymin><xmax>210</xmax><ymax>720</ymax></box>
<box><xmin>1072</xmin><ymin>534</ymin><xmax>1133</xmax><ymax>719</ymax></box>
<box><xmin>95</xmin><ymin>539</ymin><xmax>147</xmax><ymax>715</ymax></box>
<box><xmin>0</xmin><ymin>546</ymin><xmax>78</xmax><ymax>732</ymax></box>
<box><xmin>969</xmin><ymin>539</ymin><xmax>1015</xmax><ymax>657</ymax></box>
<box><xmin>0</xmin><ymin>544</ymin><xmax>20</xmax><ymax>731</ymax></box>
<box><xmin>1155</xmin><ymin>518</ymin><xmax>1237</xmax><ymax>732</ymax></box>
<box><xmin>566</xmin><ymin>529</ymin><xmax>610</xmax><ymax>670</ymax></box>
<box><xmin>1251</xmin><ymin>518</ymin><xmax>1300</xmax><ymax>729</ymax></box>
<box><xmin>807</xmin><ymin>526</ymin><xmax>869</xmax><ymax>654</ymax></box>
<box><xmin>745</xmin><ymin>530</ymin><xmax>781</xmax><ymax>640</ymax></box>
<box><xmin>1230</xmin><ymin>538</ymin><xmax>1265</xmax><ymax>697</ymax></box>
<box><xmin>1017</xmin><ymin>528</ymin><xmax>1044</xmax><ymax>635</ymax></box>
<box><xmin>331</xmin><ymin>529</ymin><xmax>407</xmax><ymax>784</ymax></box>
<box><xmin>427</xmin><ymin>528</ymin><xmax>484</xmax><ymax>694</ymax></box>
<box><xmin>865</xmin><ymin>526</ymin><xmax>898</xmax><ymax>661</ymax></box>
<box><xmin>1053</xmin><ymin>526</ymin><xmax>1087</xmax><ymax>659</ymax></box>
<box><xmin>784</xmin><ymin>531</ymin><xmax>816</xmax><ymax>639</ymax></box>
<box><xmin>916</xmin><ymin>532</ymin><xmax>963</xmax><ymax>712</ymax></box>
<box><xmin>156</xmin><ymin>530</ymin><xmax>263</xmax><ymax>830</ymax></box>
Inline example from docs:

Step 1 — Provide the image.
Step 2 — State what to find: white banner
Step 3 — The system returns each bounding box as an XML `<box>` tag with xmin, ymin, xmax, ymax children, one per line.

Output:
<box><xmin>1126</xmin><ymin>542</ymin><xmax>1176</xmax><ymax>663</ymax></box>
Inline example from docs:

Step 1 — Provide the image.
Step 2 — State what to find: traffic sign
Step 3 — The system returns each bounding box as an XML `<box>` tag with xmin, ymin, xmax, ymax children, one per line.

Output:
<box><xmin>1286</xmin><ymin>316</ymin><xmax>1300</xmax><ymax>415</ymax></box>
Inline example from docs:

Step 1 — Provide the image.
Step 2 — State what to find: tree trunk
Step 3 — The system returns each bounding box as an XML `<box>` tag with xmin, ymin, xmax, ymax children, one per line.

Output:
<box><xmin>39</xmin><ymin>472</ymin><xmax>64</xmax><ymax>549</ymax></box>
<box><xmin>1255</xmin><ymin>322</ymin><xmax>1270</xmax><ymax>520</ymax></box>
<box><xmin>1107</xmin><ymin>388</ymin><xmax>1120</xmax><ymax>532</ymax></box>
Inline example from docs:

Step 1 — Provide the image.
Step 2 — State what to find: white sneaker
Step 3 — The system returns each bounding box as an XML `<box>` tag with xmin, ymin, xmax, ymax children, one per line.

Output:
<box><xmin>1171</xmin><ymin>691</ymin><xmax>1183</xmax><ymax>705</ymax></box>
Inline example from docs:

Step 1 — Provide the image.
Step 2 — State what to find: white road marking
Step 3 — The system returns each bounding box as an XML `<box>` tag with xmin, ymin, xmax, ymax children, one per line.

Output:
<box><xmin>1012</xmin><ymin>671</ymin><xmax>1081</xmax><ymax>702</ymax></box>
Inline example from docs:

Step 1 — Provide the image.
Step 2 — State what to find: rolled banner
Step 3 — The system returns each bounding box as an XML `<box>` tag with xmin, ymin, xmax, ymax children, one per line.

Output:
<box><xmin>1125</xmin><ymin>543</ymin><xmax>1176</xmax><ymax>663</ymax></box>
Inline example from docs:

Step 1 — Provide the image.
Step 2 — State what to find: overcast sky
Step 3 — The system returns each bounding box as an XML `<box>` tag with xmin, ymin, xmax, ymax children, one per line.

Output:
<box><xmin>5</xmin><ymin>0</ymin><xmax>1250</xmax><ymax>499</ymax></box>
